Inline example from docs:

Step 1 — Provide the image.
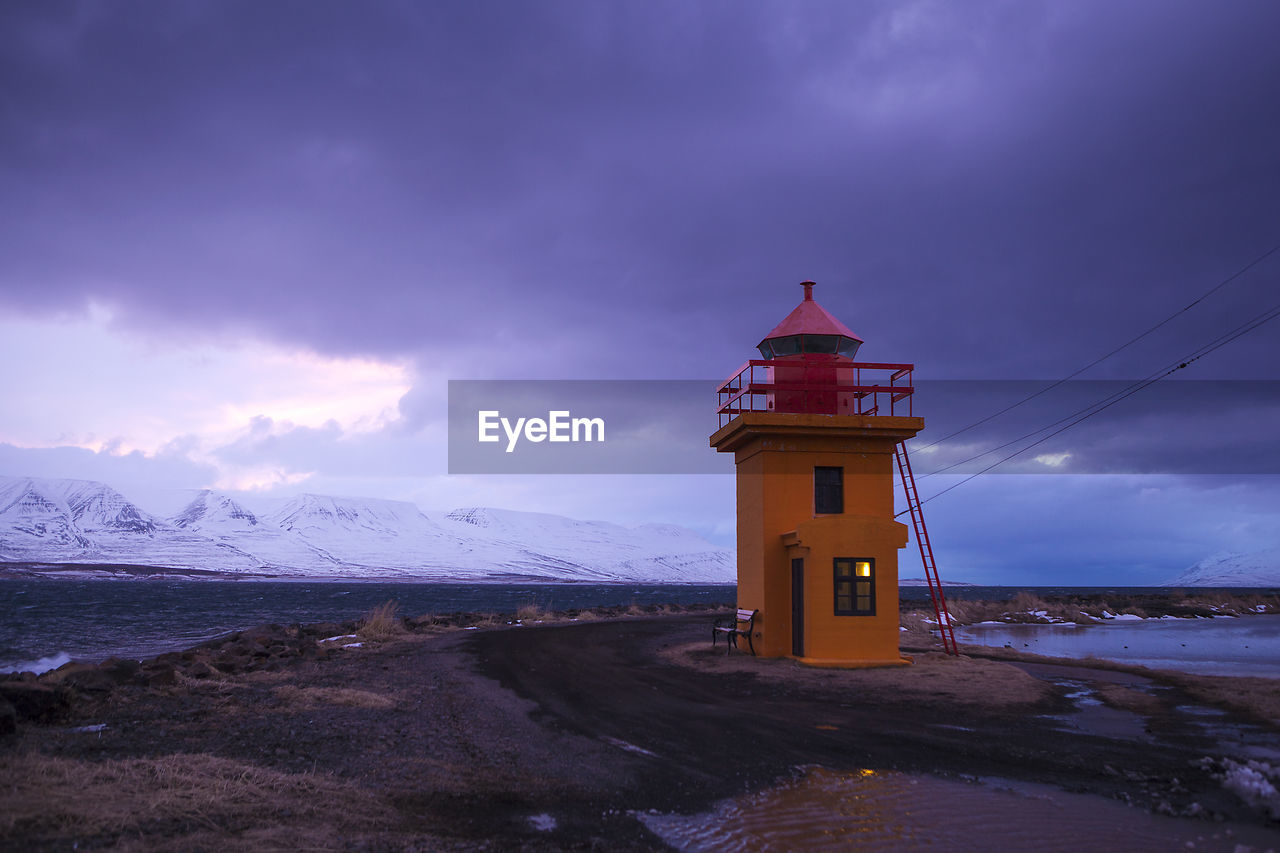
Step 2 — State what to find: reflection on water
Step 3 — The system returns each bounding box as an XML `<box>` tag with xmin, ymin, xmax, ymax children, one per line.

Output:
<box><xmin>954</xmin><ymin>616</ymin><xmax>1280</xmax><ymax>677</ymax></box>
<box><xmin>638</xmin><ymin>767</ymin><xmax>1277</xmax><ymax>852</ymax></box>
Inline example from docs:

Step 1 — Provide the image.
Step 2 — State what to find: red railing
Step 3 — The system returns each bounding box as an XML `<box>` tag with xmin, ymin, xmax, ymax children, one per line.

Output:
<box><xmin>716</xmin><ymin>360</ymin><xmax>914</xmax><ymax>429</ymax></box>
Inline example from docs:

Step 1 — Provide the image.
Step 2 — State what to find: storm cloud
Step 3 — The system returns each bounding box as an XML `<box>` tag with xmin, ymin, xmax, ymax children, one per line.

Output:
<box><xmin>2</xmin><ymin>1</ymin><xmax>1278</xmax><ymax>581</ymax></box>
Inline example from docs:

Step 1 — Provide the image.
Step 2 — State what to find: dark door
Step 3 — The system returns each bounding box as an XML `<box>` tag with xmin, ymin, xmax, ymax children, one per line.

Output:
<box><xmin>791</xmin><ymin>558</ymin><xmax>805</xmax><ymax>657</ymax></box>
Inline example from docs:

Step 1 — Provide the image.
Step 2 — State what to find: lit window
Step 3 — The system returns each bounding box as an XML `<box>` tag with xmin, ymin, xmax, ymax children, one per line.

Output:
<box><xmin>834</xmin><ymin>557</ymin><xmax>875</xmax><ymax>616</ymax></box>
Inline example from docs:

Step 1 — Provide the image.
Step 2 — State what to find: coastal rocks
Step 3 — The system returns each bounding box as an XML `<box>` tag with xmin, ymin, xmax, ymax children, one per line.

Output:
<box><xmin>3</xmin><ymin>622</ymin><xmax>352</xmax><ymax>732</ymax></box>
<box><xmin>0</xmin><ymin>676</ymin><xmax>73</xmax><ymax>723</ymax></box>
<box><xmin>54</xmin><ymin>665</ymin><xmax>117</xmax><ymax>695</ymax></box>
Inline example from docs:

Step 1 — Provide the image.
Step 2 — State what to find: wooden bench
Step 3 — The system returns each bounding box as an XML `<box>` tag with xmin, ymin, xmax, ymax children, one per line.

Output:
<box><xmin>711</xmin><ymin>608</ymin><xmax>758</xmax><ymax>656</ymax></box>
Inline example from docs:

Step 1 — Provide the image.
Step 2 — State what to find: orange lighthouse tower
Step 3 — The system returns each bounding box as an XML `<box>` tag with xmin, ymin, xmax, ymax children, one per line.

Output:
<box><xmin>711</xmin><ymin>282</ymin><xmax>924</xmax><ymax>666</ymax></box>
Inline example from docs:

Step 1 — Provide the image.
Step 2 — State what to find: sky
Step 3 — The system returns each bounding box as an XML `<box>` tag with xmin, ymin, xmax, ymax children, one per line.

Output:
<box><xmin>2</xmin><ymin>0</ymin><xmax>1279</xmax><ymax>584</ymax></box>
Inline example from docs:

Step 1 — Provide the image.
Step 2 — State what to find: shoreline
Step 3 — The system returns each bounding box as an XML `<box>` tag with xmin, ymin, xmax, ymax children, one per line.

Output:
<box><xmin>3</xmin><ymin>607</ymin><xmax>1280</xmax><ymax>849</ymax></box>
<box><xmin>4</xmin><ymin>590</ymin><xmax>1279</xmax><ymax>678</ymax></box>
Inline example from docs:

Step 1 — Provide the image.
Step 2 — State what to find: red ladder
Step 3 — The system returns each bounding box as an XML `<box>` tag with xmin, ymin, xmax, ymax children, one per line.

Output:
<box><xmin>894</xmin><ymin>442</ymin><xmax>958</xmax><ymax>655</ymax></box>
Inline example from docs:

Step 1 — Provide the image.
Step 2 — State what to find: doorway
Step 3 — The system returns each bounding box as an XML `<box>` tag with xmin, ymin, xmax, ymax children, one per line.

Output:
<box><xmin>791</xmin><ymin>558</ymin><xmax>805</xmax><ymax>657</ymax></box>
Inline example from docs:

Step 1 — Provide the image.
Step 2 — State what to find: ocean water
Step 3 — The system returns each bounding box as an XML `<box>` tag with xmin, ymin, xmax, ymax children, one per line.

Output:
<box><xmin>0</xmin><ymin>578</ymin><xmax>737</xmax><ymax>673</ymax></box>
<box><xmin>3</xmin><ymin>579</ymin><xmax>1277</xmax><ymax>677</ymax></box>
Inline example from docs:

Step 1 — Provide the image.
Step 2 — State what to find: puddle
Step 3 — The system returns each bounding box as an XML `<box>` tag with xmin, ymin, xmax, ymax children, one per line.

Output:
<box><xmin>1041</xmin><ymin>678</ymin><xmax>1151</xmax><ymax>741</ymax></box>
<box><xmin>1015</xmin><ymin>665</ymin><xmax>1280</xmax><ymax>761</ymax></box>
<box><xmin>954</xmin><ymin>616</ymin><xmax>1280</xmax><ymax>677</ymax></box>
<box><xmin>637</xmin><ymin>767</ymin><xmax>1280</xmax><ymax>852</ymax></box>
<box><xmin>1172</xmin><ymin>706</ymin><xmax>1280</xmax><ymax>763</ymax></box>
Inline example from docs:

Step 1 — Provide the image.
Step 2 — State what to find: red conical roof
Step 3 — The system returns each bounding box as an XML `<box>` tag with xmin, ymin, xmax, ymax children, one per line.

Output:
<box><xmin>759</xmin><ymin>281</ymin><xmax>862</xmax><ymax>343</ymax></box>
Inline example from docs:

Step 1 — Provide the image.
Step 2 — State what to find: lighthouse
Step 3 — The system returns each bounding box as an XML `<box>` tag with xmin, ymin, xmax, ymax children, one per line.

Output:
<box><xmin>711</xmin><ymin>282</ymin><xmax>923</xmax><ymax>666</ymax></box>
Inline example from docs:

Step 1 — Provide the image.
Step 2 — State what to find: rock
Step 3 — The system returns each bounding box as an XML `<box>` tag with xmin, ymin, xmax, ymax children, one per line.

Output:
<box><xmin>185</xmin><ymin>659</ymin><xmax>221</xmax><ymax>680</ymax></box>
<box><xmin>59</xmin><ymin>667</ymin><xmax>117</xmax><ymax>695</ymax></box>
<box><xmin>43</xmin><ymin>662</ymin><xmax>115</xmax><ymax>694</ymax></box>
<box><xmin>0</xmin><ymin>697</ymin><xmax>16</xmax><ymax>737</ymax></box>
<box><xmin>100</xmin><ymin>657</ymin><xmax>142</xmax><ymax>685</ymax></box>
<box><xmin>142</xmin><ymin>664</ymin><xmax>177</xmax><ymax>687</ymax></box>
<box><xmin>0</xmin><ymin>681</ymin><xmax>72</xmax><ymax>722</ymax></box>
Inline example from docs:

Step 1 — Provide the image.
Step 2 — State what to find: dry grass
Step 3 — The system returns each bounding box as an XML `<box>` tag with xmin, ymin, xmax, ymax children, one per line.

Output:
<box><xmin>0</xmin><ymin>751</ymin><xmax>392</xmax><ymax>850</ymax></box>
<box><xmin>926</xmin><ymin>592</ymin><xmax>1150</xmax><ymax>626</ymax></box>
<box><xmin>922</xmin><ymin>591</ymin><xmax>1279</xmax><ymax>628</ymax></box>
<box><xmin>357</xmin><ymin>600</ymin><xmax>403</xmax><ymax>641</ymax></box>
<box><xmin>1093</xmin><ymin>682</ymin><xmax>1165</xmax><ymax>716</ymax></box>
<box><xmin>1173</xmin><ymin>591</ymin><xmax>1280</xmax><ymax>615</ymax></box>
<box><xmin>466</xmin><ymin>612</ymin><xmax>501</xmax><ymax>628</ymax></box>
<box><xmin>271</xmin><ymin>684</ymin><xmax>397</xmax><ymax>711</ymax></box>
<box><xmin>1164</xmin><ymin>673</ymin><xmax>1280</xmax><ymax>725</ymax></box>
<box><xmin>516</xmin><ymin>601</ymin><xmax>551</xmax><ymax>623</ymax></box>
<box><xmin>172</xmin><ymin>671</ymin><xmax>241</xmax><ymax>693</ymax></box>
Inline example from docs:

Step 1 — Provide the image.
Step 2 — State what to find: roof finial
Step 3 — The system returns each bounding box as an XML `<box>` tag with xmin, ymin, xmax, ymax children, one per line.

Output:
<box><xmin>801</xmin><ymin>280</ymin><xmax>815</xmax><ymax>301</ymax></box>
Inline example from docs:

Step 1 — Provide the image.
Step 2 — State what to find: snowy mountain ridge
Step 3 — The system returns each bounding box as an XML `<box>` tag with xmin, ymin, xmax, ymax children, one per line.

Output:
<box><xmin>1165</xmin><ymin>548</ymin><xmax>1280</xmax><ymax>587</ymax></box>
<box><xmin>0</xmin><ymin>476</ymin><xmax>734</xmax><ymax>582</ymax></box>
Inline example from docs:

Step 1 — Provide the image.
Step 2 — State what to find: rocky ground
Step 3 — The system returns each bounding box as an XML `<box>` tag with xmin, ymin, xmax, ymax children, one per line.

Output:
<box><xmin>2</xmin><ymin>609</ymin><xmax>1280</xmax><ymax>850</ymax></box>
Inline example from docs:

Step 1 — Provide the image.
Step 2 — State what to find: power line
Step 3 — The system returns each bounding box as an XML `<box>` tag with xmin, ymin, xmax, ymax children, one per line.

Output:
<box><xmin>899</xmin><ymin>291</ymin><xmax>1280</xmax><ymax>514</ymax></box>
<box><xmin>914</xmin><ymin>240</ymin><xmax>1280</xmax><ymax>453</ymax></box>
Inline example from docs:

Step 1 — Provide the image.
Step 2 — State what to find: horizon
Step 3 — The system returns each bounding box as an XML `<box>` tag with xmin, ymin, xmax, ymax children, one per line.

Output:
<box><xmin>2</xmin><ymin>470</ymin><xmax>1270</xmax><ymax>587</ymax></box>
<box><xmin>2</xmin><ymin>2</ymin><xmax>1278</xmax><ymax>586</ymax></box>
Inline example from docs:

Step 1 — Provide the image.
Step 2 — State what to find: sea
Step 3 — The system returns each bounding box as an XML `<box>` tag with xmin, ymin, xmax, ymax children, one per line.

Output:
<box><xmin>3</xmin><ymin>578</ymin><xmax>1279</xmax><ymax>677</ymax></box>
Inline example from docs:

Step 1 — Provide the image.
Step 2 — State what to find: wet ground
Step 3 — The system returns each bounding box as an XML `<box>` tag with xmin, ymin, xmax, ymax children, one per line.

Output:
<box><xmin>954</xmin><ymin>616</ymin><xmax>1280</xmax><ymax>677</ymax></box>
<box><xmin>5</xmin><ymin>615</ymin><xmax>1280</xmax><ymax>850</ymax></box>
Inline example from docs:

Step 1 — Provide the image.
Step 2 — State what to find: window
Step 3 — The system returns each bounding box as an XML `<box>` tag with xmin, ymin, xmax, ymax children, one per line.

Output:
<box><xmin>802</xmin><ymin>334</ymin><xmax>839</xmax><ymax>354</ymax></box>
<box><xmin>814</xmin><ymin>466</ymin><xmax>843</xmax><ymax>514</ymax></box>
<box><xmin>834</xmin><ymin>558</ymin><xmax>875</xmax><ymax>616</ymax></box>
<box><xmin>769</xmin><ymin>335</ymin><xmax>801</xmax><ymax>357</ymax></box>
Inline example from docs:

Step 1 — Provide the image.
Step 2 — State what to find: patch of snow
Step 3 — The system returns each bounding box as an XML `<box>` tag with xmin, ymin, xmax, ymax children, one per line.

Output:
<box><xmin>318</xmin><ymin>634</ymin><xmax>358</xmax><ymax>644</ymax></box>
<box><xmin>601</xmin><ymin>736</ymin><xmax>658</xmax><ymax>757</ymax></box>
<box><xmin>340</xmin><ymin>642</ymin><xmax>363</xmax><ymax>649</ymax></box>
<box><xmin>528</xmin><ymin>813</ymin><xmax>557</xmax><ymax>831</ymax></box>
<box><xmin>1212</xmin><ymin>758</ymin><xmax>1280</xmax><ymax>819</ymax></box>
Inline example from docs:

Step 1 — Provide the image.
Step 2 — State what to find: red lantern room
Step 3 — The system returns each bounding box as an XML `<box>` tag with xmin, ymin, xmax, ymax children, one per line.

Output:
<box><xmin>720</xmin><ymin>282</ymin><xmax>912</xmax><ymax>421</ymax></box>
<box><xmin>756</xmin><ymin>280</ymin><xmax>863</xmax><ymax>362</ymax></box>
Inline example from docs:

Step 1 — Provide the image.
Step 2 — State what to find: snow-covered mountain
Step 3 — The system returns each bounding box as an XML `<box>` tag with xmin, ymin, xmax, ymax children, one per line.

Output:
<box><xmin>0</xmin><ymin>476</ymin><xmax>734</xmax><ymax>582</ymax></box>
<box><xmin>0</xmin><ymin>477</ymin><xmax>261</xmax><ymax>570</ymax></box>
<box><xmin>1165</xmin><ymin>549</ymin><xmax>1280</xmax><ymax>587</ymax></box>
